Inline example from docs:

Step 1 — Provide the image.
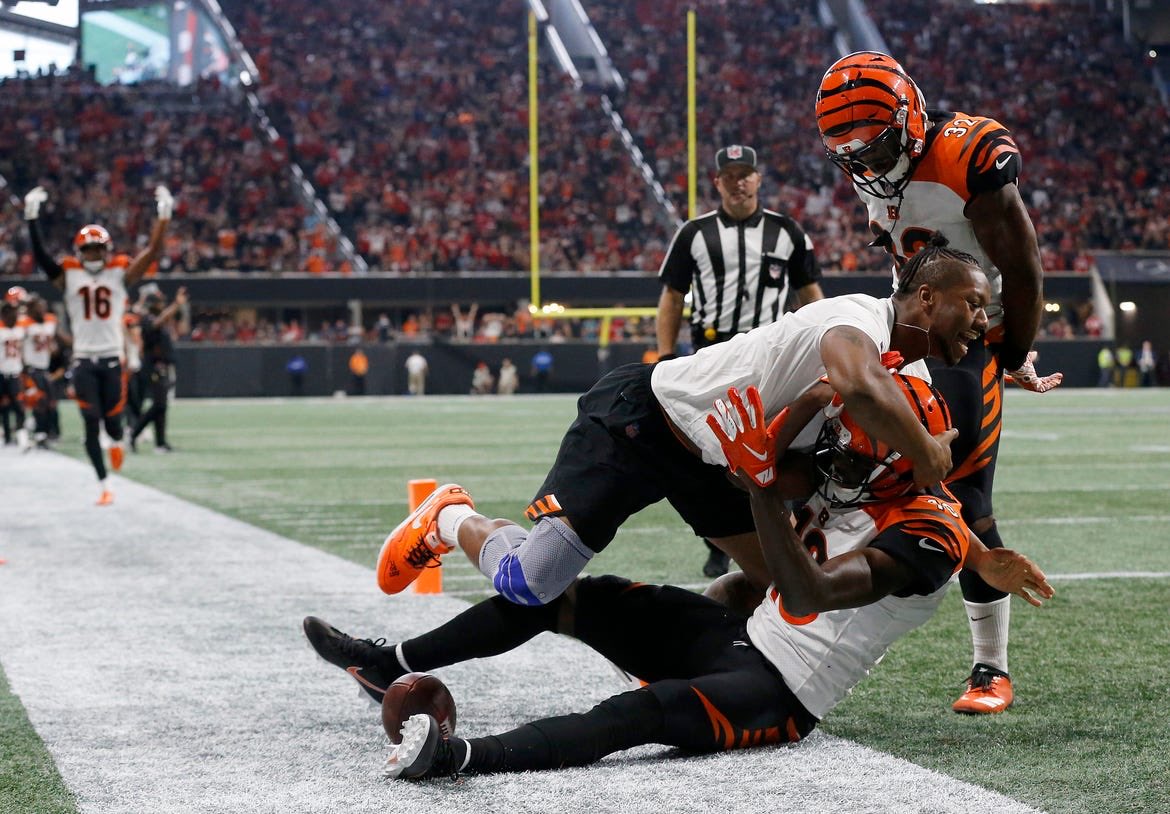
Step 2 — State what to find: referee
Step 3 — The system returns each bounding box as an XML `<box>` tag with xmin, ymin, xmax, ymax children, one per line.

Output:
<box><xmin>655</xmin><ymin>144</ymin><xmax>824</xmax><ymax>576</ymax></box>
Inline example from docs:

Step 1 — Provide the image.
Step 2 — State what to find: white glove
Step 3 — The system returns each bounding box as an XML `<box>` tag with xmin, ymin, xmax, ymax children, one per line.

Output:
<box><xmin>155</xmin><ymin>185</ymin><xmax>174</xmax><ymax>220</ymax></box>
<box><xmin>24</xmin><ymin>186</ymin><xmax>47</xmax><ymax>220</ymax></box>
<box><xmin>1006</xmin><ymin>350</ymin><xmax>1064</xmax><ymax>393</ymax></box>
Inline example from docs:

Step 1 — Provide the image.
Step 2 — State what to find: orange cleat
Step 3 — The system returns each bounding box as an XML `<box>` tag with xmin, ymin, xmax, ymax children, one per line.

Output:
<box><xmin>96</xmin><ymin>490</ymin><xmax>114</xmax><ymax>506</ymax></box>
<box><xmin>376</xmin><ymin>483</ymin><xmax>474</xmax><ymax>594</ymax></box>
<box><xmin>952</xmin><ymin>663</ymin><xmax>1013</xmax><ymax>714</ymax></box>
<box><xmin>109</xmin><ymin>445</ymin><xmax>124</xmax><ymax>472</ymax></box>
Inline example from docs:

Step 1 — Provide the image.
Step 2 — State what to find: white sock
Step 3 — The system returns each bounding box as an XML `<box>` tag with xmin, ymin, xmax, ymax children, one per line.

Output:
<box><xmin>456</xmin><ymin>739</ymin><xmax>472</xmax><ymax>771</ymax></box>
<box><xmin>965</xmin><ymin>596</ymin><xmax>1011</xmax><ymax>674</ymax></box>
<box><xmin>100</xmin><ymin>478</ymin><xmax>110</xmax><ymax>492</ymax></box>
<box><xmin>436</xmin><ymin>504</ymin><xmax>479</xmax><ymax>547</ymax></box>
<box><xmin>394</xmin><ymin>642</ymin><xmax>413</xmax><ymax>673</ymax></box>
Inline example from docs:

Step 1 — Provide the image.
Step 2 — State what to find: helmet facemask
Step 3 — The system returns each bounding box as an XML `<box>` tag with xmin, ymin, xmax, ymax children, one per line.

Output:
<box><xmin>813</xmin><ymin>415</ymin><xmax>909</xmax><ymax>509</ymax></box>
<box><xmin>811</xmin><ymin>373</ymin><xmax>951</xmax><ymax>509</ymax></box>
<box><xmin>816</xmin><ymin>51</ymin><xmax>928</xmax><ymax>200</ymax></box>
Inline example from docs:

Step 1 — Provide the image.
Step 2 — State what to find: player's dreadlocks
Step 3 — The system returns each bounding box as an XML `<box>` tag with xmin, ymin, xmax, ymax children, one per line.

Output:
<box><xmin>894</xmin><ymin>233</ymin><xmax>981</xmax><ymax>295</ymax></box>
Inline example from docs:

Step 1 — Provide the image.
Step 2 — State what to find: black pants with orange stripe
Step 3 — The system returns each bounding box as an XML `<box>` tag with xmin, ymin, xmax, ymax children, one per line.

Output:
<box><xmin>71</xmin><ymin>356</ymin><xmax>126</xmax><ymax>480</ymax></box>
<box><xmin>458</xmin><ymin>576</ymin><xmax>816</xmax><ymax>774</ymax></box>
<box><xmin>927</xmin><ymin>336</ymin><xmax>1007</xmax><ymax>602</ymax></box>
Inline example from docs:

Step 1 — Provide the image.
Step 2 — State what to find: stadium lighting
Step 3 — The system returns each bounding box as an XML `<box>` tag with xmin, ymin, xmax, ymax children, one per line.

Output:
<box><xmin>1149</xmin><ymin>50</ymin><xmax>1158</xmax><ymax>59</ymax></box>
<box><xmin>240</xmin><ymin>70</ymin><xmax>252</xmax><ymax>86</ymax></box>
<box><xmin>1119</xmin><ymin>301</ymin><xmax>1137</xmax><ymax>313</ymax></box>
<box><xmin>1044</xmin><ymin>302</ymin><xmax>1061</xmax><ymax>313</ymax></box>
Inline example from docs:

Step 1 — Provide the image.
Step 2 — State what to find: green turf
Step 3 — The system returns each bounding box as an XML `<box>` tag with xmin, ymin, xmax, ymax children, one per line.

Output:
<box><xmin>4</xmin><ymin>388</ymin><xmax>1169</xmax><ymax>813</ymax></box>
<box><xmin>0</xmin><ymin>668</ymin><xmax>77</xmax><ymax>814</ymax></box>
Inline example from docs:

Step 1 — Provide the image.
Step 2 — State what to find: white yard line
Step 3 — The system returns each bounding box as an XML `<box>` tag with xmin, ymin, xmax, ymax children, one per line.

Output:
<box><xmin>0</xmin><ymin>452</ymin><xmax>1043</xmax><ymax>814</ymax></box>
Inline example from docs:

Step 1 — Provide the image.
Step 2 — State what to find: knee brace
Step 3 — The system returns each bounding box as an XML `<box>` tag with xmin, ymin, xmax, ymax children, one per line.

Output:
<box><xmin>479</xmin><ymin>517</ymin><xmax>593</xmax><ymax>606</ymax></box>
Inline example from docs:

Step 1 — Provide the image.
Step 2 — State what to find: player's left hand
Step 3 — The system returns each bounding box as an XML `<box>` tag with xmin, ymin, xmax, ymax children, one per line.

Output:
<box><xmin>155</xmin><ymin>185</ymin><xmax>174</xmax><ymax>220</ymax></box>
<box><xmin>1006</xmin><ymin>350</ymin><xmax>1063</xmax><ymax>393</ymax></box>
<box><xmin>968</xmin><ymin>547</ymin><xmax>1055</xmax><ymax>607</ymax></box>
<box><xmin>706</xmin><ymin>385</ymin><xmax>783</xmax><ymax>488</ymax></box>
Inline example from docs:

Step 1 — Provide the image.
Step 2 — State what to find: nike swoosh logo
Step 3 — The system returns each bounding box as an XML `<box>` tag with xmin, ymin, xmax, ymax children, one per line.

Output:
<box><xmin>918</xmin><ymin>537</ymin><xmax>944</xmax><ymax>554</ymax></box>
<box><xmin>346</xmin><ymin>666</ymin><xmax>386</xmax><ymax>694</ymax></box>
<box><xmin>995</xmin><ymin>155</ymin><xmax>1010</xmax><ymax>170</ymax></box>
<box><xmin>969</xmin><ymin>614</ymin><xmax>992</xmax><ymax>622</ymax></box>
<box><xmin>741</xmin><ymin>444</ymin><xmax>770</xmax><ymax>461</ymax></box>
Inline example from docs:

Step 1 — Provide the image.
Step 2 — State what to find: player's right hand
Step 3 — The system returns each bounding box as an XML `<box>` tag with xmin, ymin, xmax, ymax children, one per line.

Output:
<box><xmin>24</xmin><ymin>186</ymin><xmax>47</xmax><ymax>220</ymax></box>
<box><xmin>912</xmin><ymin>427</ymin><xmax>957</xmax><ymax>489</ymax></box>
<box><xmin>706</xmin><ymin>385</ymin><xmax>783</xmax><ymax>488</ymax></box>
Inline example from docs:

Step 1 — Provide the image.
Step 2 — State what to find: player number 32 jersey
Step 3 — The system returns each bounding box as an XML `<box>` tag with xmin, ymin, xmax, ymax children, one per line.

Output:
<box><xmin>746</xmin><ymin>487</ymin><xmax>971</xmax><ymax>720</ymax></box>
<box><xmin>857</xmin><ymin>110</ymin><xmax>1020</xmax><ymax>328</ymax></box>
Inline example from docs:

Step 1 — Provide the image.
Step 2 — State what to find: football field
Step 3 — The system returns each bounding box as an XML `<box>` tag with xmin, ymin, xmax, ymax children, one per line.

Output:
<box><xmin>1</xmin><ymin>388</ymin><xmax>1167</xmax><ymax>813</ymax></box>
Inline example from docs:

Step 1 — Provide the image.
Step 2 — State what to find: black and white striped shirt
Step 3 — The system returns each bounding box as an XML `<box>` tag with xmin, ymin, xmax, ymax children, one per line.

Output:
<box><xmin>659</xmin><ymin>207</ymin><xmax>820</xmax><ymax>346</ymax></box>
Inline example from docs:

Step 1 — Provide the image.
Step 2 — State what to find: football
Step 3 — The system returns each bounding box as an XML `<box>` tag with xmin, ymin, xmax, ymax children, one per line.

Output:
<box><xmin>381</xmin><ymin>672</ymin><xmax>457</xmax><ymax>744</ymax></box>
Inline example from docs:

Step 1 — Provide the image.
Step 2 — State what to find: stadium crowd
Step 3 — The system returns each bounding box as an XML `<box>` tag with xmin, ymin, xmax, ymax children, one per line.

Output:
<box><xmin>589</xmin><ymin>0</ymin><xmax>1168</xmax><ymax>273</ymax></box>
<box><xmin>218</xmin><ymin>0</ymin><xmax>666</xmax><ymax>273</ymax></box>
<box><xmin>1</xmin><ymin>0</ymin><xmax>1166</xmax><ymax>280</ymax></box>
<box><xmin>0</xmin><ymin>70</ymin><xmax>349</xmax><ymax>275</ymax></box>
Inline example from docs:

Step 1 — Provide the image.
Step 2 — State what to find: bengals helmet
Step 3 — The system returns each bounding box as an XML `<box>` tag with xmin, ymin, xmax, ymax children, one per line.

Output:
<box><xmin>5</xmin><ymin>285</ymin><xmax>29</xmax><ymax>306</ymax></box>
<box><xmin>74</xmin><ymin>224</ymin><xmax>112</xmax><ymax>250</ymax></box>
<box><xmin>815</xmin><ymin>51</ymin><xmax>928</xmax><ymax>198</ymax></box>
<box><xmin>813</xmin><ymin>373</ymin><xmax>951</xmax><ymax>508</ymax></box>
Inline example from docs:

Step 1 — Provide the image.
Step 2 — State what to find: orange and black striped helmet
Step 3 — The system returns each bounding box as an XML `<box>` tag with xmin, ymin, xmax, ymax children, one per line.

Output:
<box><xmin>814</xmin><ymin>373</ymin><xmax>951</xmax><ymax>507</ymax></box>
<box><xmin>815</xmin><ymin>51</ymin><xmax>928</xmax><ymax>198</ymax></box>
<box><xmin>74</xmin><ymin>224</ymin><xmax>112</xmax><ymax>250</ymax></box>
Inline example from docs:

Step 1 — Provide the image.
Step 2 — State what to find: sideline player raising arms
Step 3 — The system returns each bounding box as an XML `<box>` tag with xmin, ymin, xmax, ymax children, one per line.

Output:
<box><xmin>24</xmin><ymin>184</ymin><xmax>174</xmax><ymax>505</ymax></box>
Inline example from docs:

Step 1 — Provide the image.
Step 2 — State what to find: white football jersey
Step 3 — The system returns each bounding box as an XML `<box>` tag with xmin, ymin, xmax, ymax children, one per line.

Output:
<box><xmin>62</xmin><ymin>255</ymin><xmax>130</xmax><ymax>357</ymax></box>
<box><xmin>0</xmin><ymin>323</ymin><xmax>26</xmax><ymax>376</ymax></box>
<box><xmin>651</xmin><ymin>294</ymin><xmax>896</xmax><ymax>465</ymax></box>
<box><xmin>746</xmin><ymin>488</ymin><xmax>969</xmax><ymax>720</ymax></box>
<box><xmin>19</xmin><ymin>315</ymin><xmax>57</xmax><ymax>371</ymax></box>
<box><xmin>855</xmin><ymin>111</ymin><xmax>1021</xmax><ymax>329</ymax></box>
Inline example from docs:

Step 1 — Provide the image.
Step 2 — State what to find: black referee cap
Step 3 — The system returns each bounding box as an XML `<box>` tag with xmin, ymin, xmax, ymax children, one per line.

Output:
<box><xmin>715</xmin><ymin>145</ymin><xmax>758</xmax><ymax>172</ymax></box>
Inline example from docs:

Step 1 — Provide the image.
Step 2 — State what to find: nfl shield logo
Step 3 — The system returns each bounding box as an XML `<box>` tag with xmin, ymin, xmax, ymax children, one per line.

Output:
<box><xmin>887</xmin><ymin>205</ymin><xmax>900</xmax><ymax>221</ymax></box>
<box><xmin>727</xmin><ymin>145</ymin><xmax>743</xmax><ymax>159</ymax></box>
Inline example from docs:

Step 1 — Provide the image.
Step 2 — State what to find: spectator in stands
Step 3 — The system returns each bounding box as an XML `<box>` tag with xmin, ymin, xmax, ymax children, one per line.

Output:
<box><xmin>1097</xmin><ymin>345</ymin><xmax>1115</xmax><ymax>388</ymax></box>
<box><xmin>530</xmin><ymin>348</ymin><xmax>553</xmax><ymax>393</ymax></box>
<box><xmin>1138</xmin><ymin>341</ymin><xmax>1156</xmax><ymax>387</ymax></box>
<box><xmin>348</xmin><ymin>347</ymin><xmax>369</xmax><ymax>395</ymax></box>
<box><xmin>497</xmin><ymin>357</ymin><xmax>519</xmax><ymax>395</ymax></box>
<box><xmin>470</xmin><ymin>361</ymin><xmax>494</xmax><ymax>395</ymax></box>
<box><xmin>287</xmin><ymin>354</ymin><xmax>307</xmax><ymax>396</ymax></box>
<box><xmin>405</xmin><ymin>350</ymin><xmax>428</xmax><ymax>396</ymax></box>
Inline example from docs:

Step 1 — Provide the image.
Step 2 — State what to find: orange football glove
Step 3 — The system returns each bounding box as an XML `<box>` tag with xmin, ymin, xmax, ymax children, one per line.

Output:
<box><xmin>1006</xmin><ymin>350</ymin><xmax>1063</xmax><ymax>393</ymax></box>
<box><xmin>705</xmin><ymin>385</ymin><xmax>786</xmax><ymax>488</ymax></box>
<box><xmin>879</xmin><ymin>350</ymin><xmax>904</xmax><ymax>371</ymax></box>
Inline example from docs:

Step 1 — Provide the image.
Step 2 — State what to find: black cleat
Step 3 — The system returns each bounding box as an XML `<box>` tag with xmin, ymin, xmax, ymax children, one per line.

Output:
<box><xmin>702</xmin><ymin>546</ymin><xmax>730</xmax><ymax>578</ymax></box>
<box><xmin>303</xmin><ymin>616</ymin><xmax>403</xmax><ymax>703</ymax></box>
<box><xmin>385</xmin><ymin>714</ymin><xmax>460</xmax><ymax>780</ymax></box>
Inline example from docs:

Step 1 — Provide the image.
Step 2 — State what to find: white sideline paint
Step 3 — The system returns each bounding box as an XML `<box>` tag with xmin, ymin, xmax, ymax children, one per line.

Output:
<box><xmin>0</xmin><ymin>453</ymin><xmax>1044</xmax><ymax>814</ymax></box>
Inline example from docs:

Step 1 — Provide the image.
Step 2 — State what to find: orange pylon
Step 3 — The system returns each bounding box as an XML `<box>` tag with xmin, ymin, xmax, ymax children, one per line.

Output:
<box><xmin>410</xmin><ymin>478</ymin><xmax>442</xmax><ymax>594</ymax></box>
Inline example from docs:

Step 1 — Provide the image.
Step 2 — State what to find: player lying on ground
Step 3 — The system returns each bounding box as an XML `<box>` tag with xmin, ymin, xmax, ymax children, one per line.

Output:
<box><xmin>305</xmin><ymin>374</ymin><xmax>1053</xmax><ymax>778</ymax></box>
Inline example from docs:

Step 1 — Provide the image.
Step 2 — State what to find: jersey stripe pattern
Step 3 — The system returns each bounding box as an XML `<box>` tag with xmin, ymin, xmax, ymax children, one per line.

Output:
<box><xmin>746</xmin><ymin>488</ymin><xmax>969</xmax><ymax>719</ymax></box>
<box><xmin>659</xmin><ymin>208</ymin><xmax>819</xmax><ymax>337</ymax></box>
<box><xmin>857</xmin><ymin>110</ymin><xmax>1020</xmax><ymax>328</ymax></box>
